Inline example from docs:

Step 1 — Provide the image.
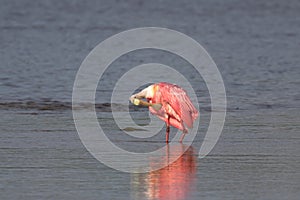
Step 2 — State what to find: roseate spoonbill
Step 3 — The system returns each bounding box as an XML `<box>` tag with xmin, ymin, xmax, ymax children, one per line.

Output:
<box><xmin>130</xmin><ymin>82</ymin><xmax>198</xmax><ymax>143</ymax></box>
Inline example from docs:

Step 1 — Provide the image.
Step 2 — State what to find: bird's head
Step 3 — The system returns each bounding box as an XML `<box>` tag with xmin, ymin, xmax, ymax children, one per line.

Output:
<box><xmin>129</xmin><ymin>85</ymin><xmax>155</xmax><ymax>104</ymax></box>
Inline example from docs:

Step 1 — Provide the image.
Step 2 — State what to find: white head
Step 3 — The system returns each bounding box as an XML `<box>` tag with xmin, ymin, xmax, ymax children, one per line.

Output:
<box><xmin>129</xmin><ymin>85</ymin><xmax>155</xmax><ymax>104</ymax></box>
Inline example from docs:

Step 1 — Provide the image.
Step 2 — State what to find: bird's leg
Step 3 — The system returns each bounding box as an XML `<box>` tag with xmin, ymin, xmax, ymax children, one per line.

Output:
<box><xmin>165</xmin><ymin>116</ymin><xmax>170</xmax><ymax>143</ymax></box>
<box><xmin>179</xmin><ymin>129</ymin><xmax>188</xmax><ymax>143</ymax></box>
<box><xmin>166</xmin><ymin>125</ymin><xmax>170</xmax><ymax>143</ymax></box>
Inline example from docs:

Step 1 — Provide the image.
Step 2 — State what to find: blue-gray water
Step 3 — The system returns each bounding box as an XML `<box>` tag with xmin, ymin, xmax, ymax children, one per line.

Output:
<box><xmin>1</xmin><ymin>0</ymin><xmax>299</xmax><ymax>199</ymax></box>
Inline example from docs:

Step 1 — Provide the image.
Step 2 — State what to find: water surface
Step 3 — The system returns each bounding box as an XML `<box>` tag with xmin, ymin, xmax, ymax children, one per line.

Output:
<box><xmin>1</xmin><ymin>0</ymin><xmax>299</xmax><ymax>199</ymax></box>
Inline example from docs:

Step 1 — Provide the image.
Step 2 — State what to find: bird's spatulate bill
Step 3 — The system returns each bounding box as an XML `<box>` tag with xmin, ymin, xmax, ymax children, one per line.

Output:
<box><xmin>133</xmin><ymin>98</ymin><xmax>162</xmax><ymax>111</ymax></box>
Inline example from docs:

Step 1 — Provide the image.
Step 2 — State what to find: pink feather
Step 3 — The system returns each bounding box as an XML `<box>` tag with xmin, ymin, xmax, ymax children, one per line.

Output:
<box><xmin>148</xmin><ymin>82</ymin><xmax>198</xmax><ymax>132</ymax></box>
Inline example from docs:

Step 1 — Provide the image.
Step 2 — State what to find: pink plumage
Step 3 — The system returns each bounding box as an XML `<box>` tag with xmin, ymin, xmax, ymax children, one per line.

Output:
<box><xmin>130</xmin><ymin>82</ymin><xmax>199</xmax><ymax>143</ymax></box>
<box><xmin>149</xmin><ymin>82</ymin><xmax>198</xmax><ymax>131</ymax></box>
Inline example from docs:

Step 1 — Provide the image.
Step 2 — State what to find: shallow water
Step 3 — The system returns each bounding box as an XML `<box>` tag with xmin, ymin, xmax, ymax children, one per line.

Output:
<box><xmin>1</xmin><ymin>0</ymin><xmax>300</xmax><ymax>199</ymax></box>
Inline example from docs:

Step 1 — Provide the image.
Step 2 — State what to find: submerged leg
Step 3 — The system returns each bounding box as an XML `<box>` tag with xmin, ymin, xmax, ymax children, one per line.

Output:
<box><xmin>165</xmin><ymin>116</ymin><xmax>170</xmax><ymax>143</ymax></box>
<box><xmin>166</xmin><ymin>125</ymin><xmax>170</xmax><ymax>143</ymax></box>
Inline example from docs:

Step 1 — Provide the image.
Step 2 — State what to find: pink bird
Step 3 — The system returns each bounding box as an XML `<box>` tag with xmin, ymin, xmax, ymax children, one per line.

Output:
<box><xmin>130</xmin><ymin>82</ymin><xmax>199</xmax><ymax>143</ymax></box>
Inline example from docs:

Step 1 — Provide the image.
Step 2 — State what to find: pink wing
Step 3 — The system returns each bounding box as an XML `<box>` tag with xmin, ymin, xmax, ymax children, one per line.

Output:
<box><xmin>155</xmin><ymin>82</ymin><xmax>198</xmax><ymax>128</ymax></box>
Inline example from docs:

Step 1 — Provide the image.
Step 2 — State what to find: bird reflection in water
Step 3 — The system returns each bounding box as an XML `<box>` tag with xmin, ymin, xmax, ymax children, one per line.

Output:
<box><xmin>131</xmin><ymin>145</ymin><xmax>197</xmax><ymax>200</ymax></box>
